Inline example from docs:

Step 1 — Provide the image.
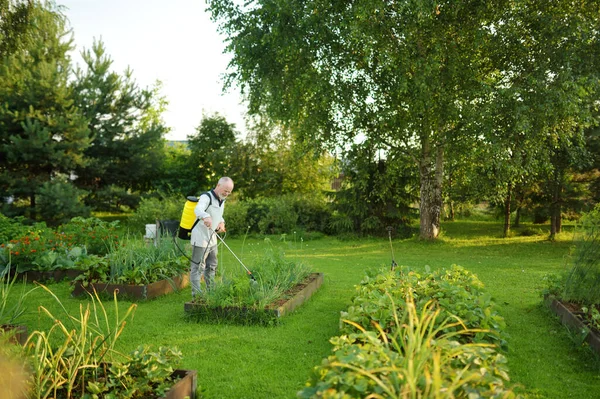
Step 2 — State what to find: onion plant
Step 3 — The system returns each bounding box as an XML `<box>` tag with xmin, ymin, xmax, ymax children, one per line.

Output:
<box><xmin>192</xmin><ymin>246</ymin><xmax>312</xmax><ymax>315</ymax></box>
<box><xmin>76</xmin><ymin>234</ymin><xmax>188</xmax><ymax>285</ymax></box>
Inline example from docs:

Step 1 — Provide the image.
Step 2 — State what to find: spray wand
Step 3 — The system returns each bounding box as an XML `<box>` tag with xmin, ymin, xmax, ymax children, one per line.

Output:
<box><xmin>210</xmin><ymin>228</ymin><xmax>257</xmax><ymax>282</ymax></box>
<box><xmin>386</xmin><ymin>226</ymin><xmax>398</xmax><ymax>271</ymax></box>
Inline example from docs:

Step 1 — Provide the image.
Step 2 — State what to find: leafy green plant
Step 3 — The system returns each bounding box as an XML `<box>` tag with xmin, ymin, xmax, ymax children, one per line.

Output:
<box><xmin>580</xmin><ymin>305</ymin><xmax>600</xmax><ymax>332</ymax></box>
<box><xmin>189</xmin><ymin>245</ymin><xmax>312</xmax><ymax>324</ymax></box>
<box><xmin>0</xmin><ymin>214</ymin><xmax>31</xmax><ymax>245</ymax></box>
<box><xmin>128</xmin><ymin>194</ymin><xmax>183</xmax><ymax>231</ymax></box>
<box><xmin>299</xmin><ymin>294</ymin><xmax>518</xmax><ymax>398</ymax></box>
<box><xmin>37</xmin><ymin>178</ymin><xmax>91</xmax><ymax>226</ymax></box>
<box><xmin>58</xmin><ymin>217</ymin><xmax>121</xmax><ymax>256</ymax></box>
<box><xmin>20</xmin><ymin>284</ymin><xmax>187</xmax><ymax>398</ymax></box>
<box><xmin>75</xmin><ymin>234</ymin><xmax>188</xmax><ymax>285</ymax></box>
<box><xmin>0</xmin><ymin>218</ymin><xmax>120</xmax><ymax>274</ymax></box>
<box><xmin>341</xmin><ymin>265</ymin><xmax>507</xmax><ymax>348</ymax></box>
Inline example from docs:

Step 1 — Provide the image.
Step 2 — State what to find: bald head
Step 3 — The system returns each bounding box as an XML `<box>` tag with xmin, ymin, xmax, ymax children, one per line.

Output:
<box><xmin>214</xmin><ymin>177</ymin><xmax>234</xmax><ymax>200</ymax></box>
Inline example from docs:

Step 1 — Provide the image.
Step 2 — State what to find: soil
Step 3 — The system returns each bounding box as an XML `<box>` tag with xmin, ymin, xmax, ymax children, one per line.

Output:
<box><xmin>267</xmin><ymin>273</ymin><xmax>318</xmax><ymax>309</ymax></box>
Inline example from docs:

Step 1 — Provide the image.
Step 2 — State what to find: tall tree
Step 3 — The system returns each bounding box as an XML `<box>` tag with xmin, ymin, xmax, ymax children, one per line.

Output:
<box><xmin>186</xmin><ymin>113</ymin><xmax>239</xmax><ymax>195</ymax></box>
<box><xmin>71</xmin><ymin>41</ymin><xmax>168</xmax><ymax>209</ymax></box>
<box><xmin>0</xmin><ymin>0</ymin><xmax>90</xmax><ymax>218</ymax></box>
<box><xmin>483</xmin><ymin>0</ymin><xmax>600</xmax><ymax>236</ymax></box>
<box><xmin>208</xmin><ymin>0</ymin><xmax>599</xmax><ymax>238</ymax></box>
<box><xmin>208</xmin><ymin>0</ymin><xmax>504</xmax><ymax>239</ymax></box>
<box><xmin>0</xmin><ymin>0</ymin><xmax>34</xmax><ymax>58</ymax></box>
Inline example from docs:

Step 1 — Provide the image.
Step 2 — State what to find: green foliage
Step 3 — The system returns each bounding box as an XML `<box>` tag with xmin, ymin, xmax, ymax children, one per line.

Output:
<box><xmin>332</xmin><ymin>141</ymin><xmax>418</xmax><ymax>237</ymax></box>
<box><xmin>37</xmin><ymin>178</ymin><xmax>90</xmax><ymax>226</ymax></box>
<box><xmin>186</xmin><ymin>113</ymin><xmax>238</xmax><ymax>194</ymax></box>
<box><xmin>226</xmin><ymin>194</ymin><xmax>330</xmax><ymax>236</ymax></box>
<box><xmin>71</xmin><ymin>40</ymin><xmax>168</xmax><ymax>199</ymax></box>
<box><xmin>90</xmin><ymin>184</ymin><xmax>141</xmax><ymax>213</ymax></box>
<box><xmin>256</xmin><ymin>198</ymin><xmax>298</xmax><ymax>235</ymax></box>
<box><xmin>75</xmin><ymin>234</ymin><xmax>188</xmax><ymax>285</ymax></box>
<box><xmin>222</xmin><ymin>200</ymin><xmax>249</xmax><ymax>235</ymax></box>
<box><xmin>23</xmin><ymin>285</ymin><xmax>184</xmax><ymax>398</ymax></box>
<box><xmin>0</xmin><ymin>1</ymin><xmax>90</xmax><ymax>219</ymax></box>
<box><xmin>0</xmin><ymin>213</ymin><xmax>30</xmax><ymax>244</ymax></box>
<box><xmin>560</xmin><ymin>204</ymin><xmax>600</xmax><ymax>304</ymax></box>
<box><xmin>0</xmin><ymin>217</ymin><xmax>120</xmax><ymax>273</ymax></box>
<box><xmin>189</xmin><ymin>246</ymin><xmax>312</xmax><ymax>325</ymax></box>
<box><xmin>341</xmin><ymin>265</ymin><xmax>507</xmax><ymax>349</ymax></box>
<box><xmin>299</xmin><ymin>295</ymin><xmax>518</xmax><ymax>399</ymax></box>
<box><xmin>129</xmin><ymin>194</ymin><xmax>184</xmax><ymax>231</ymax></box>
<box><xmin>58</xmin><ymin>217</ymin><xmax>121</xmax><ymax>256</ymax></box>
<box><xmin>85</xmin><ymin>346</ymin><xmax>182</xmax><ymax>399</ymax></box>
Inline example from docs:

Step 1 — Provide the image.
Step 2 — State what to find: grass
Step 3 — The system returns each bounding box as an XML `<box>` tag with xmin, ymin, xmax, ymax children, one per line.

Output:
<box><xmin>7</xmin><ymin>220</ymin><xmax>600</xmax><ymax>398</ymax></box>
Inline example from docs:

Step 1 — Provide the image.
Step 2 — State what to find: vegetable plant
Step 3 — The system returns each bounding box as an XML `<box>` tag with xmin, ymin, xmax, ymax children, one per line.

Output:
<box><xmin>24</xmin><ymin>285</ymin><xmax>184</xmax><ymax>398</ymax></box>
<box><xmin>189</xmin><ymin>245</ymin><xmax>312</xmax><ymax>325</ymax></box>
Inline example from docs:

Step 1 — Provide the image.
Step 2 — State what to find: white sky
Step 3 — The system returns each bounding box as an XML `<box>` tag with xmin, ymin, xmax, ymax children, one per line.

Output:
<box><xmin>58</xmin><ymin>0</ymin><xmax>247</xmax><ymax>141</ymax></box>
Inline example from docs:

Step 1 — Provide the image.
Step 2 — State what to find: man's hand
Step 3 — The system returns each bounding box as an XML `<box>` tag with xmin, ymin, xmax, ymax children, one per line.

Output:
<box><xmin>203</xmin><ymin>216</ymin><xmax>212</xmax><ymax>227</ymax></box>
<box><xmin>216</xmin><ymin>222</ymin><xmax>226</xmax><ymax>233</ymax></box>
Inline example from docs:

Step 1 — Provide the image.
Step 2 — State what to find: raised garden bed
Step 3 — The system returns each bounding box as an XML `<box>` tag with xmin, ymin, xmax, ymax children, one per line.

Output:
<box><xmin>546</xmin><ymin>296</ymin><xmax>600</xmax><ymax>356</ymax></box>
<box><xmin>164</xmin><ymin>369</ymin><xmax>197</xmax><ymax>399</ymax></box>
<box><xmin>72</xmin><ymin>273</ymin><xmax>189</xmax><ymax>301</ymax></box>
<box><xmin>184</xmin><ymin>272</ymin><xmax>324</xmax><ymax>325</ymax></box>
<box><xmin>12</xmin><ymin>268</ymin><xmax>82</xmax><ymax>283</ymax></box>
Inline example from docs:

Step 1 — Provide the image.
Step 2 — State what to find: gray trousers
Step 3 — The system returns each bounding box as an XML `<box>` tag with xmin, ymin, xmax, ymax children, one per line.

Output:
<box><xmin>190</xmin><ymin>244</ymin><xmax>218</xmax><ymax>296</ymax></box>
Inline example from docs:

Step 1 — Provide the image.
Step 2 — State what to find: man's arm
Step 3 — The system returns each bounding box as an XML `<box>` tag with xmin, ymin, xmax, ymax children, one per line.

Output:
<box><xmin>194</xmin><ymin>194</ymin><xmax>211</xmax><ymax>227</ymax></box>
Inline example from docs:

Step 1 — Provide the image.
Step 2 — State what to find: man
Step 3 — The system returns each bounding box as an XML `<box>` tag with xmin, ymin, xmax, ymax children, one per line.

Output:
<box><xmin>190</xmin><ymin>176</ymin><xmax>234</xmax><ymax>298</ymax></box>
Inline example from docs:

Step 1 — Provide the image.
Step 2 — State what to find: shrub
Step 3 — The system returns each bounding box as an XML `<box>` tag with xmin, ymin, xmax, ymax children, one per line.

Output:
<box><xmin>257</xmin><ymin>198</ymin><xmax>298</xmax><ymax>235</ymax></box>
<box><xmin>58</xmin><ymin>217</ymin><xmax>121</xmax><ymax>255</ymax></box>
<box><xmin>129</xmin><ymin>194</ymin><xmax>184</xmax><ymax>232</ymax></box>
<box><xmin>37</xmin><ymin>179</ymin><xmax>90</xmax><ymax>226</ymax></box>
<box><xmin>223</xmin><ymin>201</ymin><xmax>250</xmax><ymax>236</ymax></box>
<box><xmin>0</xmin><ymin>214</ymin><xmax>30</xmax><ymax>245</ymax></box>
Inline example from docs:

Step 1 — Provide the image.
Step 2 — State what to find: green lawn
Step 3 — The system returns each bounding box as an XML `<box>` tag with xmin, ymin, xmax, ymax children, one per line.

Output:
<box><xmin>12</xmin><ymin>220</ymin><xmax>600</xmax><ymax>398</ymax></box>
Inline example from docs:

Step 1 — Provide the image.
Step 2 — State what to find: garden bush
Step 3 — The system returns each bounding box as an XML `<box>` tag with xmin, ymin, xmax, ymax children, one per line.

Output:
<box><xmin>0</xmin><ymin>214</ymin><xmax>32</xmax><ymax>245</ymax></box>
<box><xmin>37</xmin><ymin>178</ymin><xmax>90</xmax><ymax>226</ymax></box>
<box><xmin>129</xmin><ymin>194</ymin><xmax>184</xmax><ymax>231</ymax></box>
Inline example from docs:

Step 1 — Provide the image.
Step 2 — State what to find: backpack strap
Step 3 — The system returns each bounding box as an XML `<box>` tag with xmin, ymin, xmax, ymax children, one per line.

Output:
<box><xmin>190</xmin><ymin>191</ymin><xmax>213</xmax><ymax>230</ymax></box>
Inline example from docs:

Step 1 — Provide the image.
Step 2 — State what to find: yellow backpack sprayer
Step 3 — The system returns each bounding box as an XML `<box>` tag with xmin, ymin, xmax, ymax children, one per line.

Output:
<box><xmin>175</xmin><ymin>194</ymin><xmax>256</xmax><ymax>282</ymax></box>
<box><xmin>178</xmin><ymin>196</ymin><xmax>200</xmax><ymax>240</ymax></box>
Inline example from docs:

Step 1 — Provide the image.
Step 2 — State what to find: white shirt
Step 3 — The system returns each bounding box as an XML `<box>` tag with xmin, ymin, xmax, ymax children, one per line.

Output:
<box><xmin>190</xmin><ymin>190</ymin><xmax>225</xmax><ymax>247</ymax></box>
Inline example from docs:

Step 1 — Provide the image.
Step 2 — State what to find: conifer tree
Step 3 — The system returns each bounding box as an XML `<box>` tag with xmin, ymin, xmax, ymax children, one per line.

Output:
<box><xmin>0</xmin><ymin>1</ymin><xmax>90</xmax><ymax>218</ymax></box>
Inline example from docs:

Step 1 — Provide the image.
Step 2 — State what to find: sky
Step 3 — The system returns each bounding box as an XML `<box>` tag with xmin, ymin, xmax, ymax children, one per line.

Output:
<box><xmin>58</xmin><ymin>0</ymin><xmax>248</xmax><ymax>141</ymax></box>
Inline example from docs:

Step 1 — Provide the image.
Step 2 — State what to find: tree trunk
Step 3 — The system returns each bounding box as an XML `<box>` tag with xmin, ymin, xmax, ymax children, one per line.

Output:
<box><xmin>515</xmin><ymin>206</ymin><xmax>521</xmax><ymax>227</ymax></box>
<box><xmin>503</xmin><ymin>182</ymin><xmax>511</xmax><ymax>238</ymax></box>
<box><xmin>550</xmin><ymin>171</ymin><xmax>563</xmax><ymax>238</ymax></box>
<box><xmin>419</xmin><ymin>141</ymin><xmax>443</xmax><ymax>240</ymax></box>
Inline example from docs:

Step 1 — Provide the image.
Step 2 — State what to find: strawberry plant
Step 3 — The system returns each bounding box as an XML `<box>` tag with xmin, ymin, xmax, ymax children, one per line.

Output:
<box><xmin>341</xmin><ymin>265</ymin><xmax>507</xmax><ymax>348</ymax></box>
